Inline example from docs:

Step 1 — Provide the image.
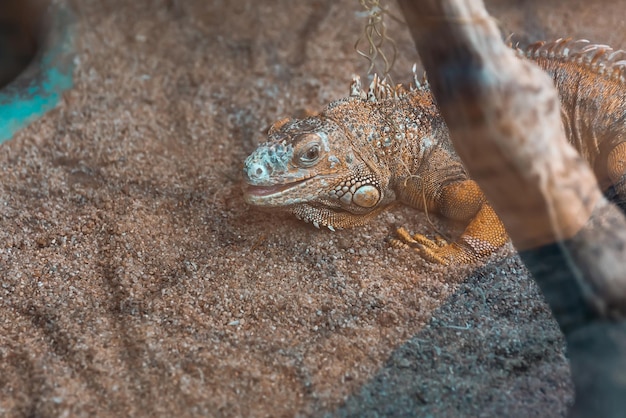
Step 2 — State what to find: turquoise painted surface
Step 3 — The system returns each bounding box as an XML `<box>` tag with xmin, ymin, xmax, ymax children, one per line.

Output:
<box><xmin>0</xmin><ymin>6</ymin><xmax>75</xmax><ymax>143</ymax></box>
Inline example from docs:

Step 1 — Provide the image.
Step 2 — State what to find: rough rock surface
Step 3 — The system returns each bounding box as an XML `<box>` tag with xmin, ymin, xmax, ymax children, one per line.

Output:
<box><xmin>1</xmin><ymin>0</ymin><xmax>624</xmax><ymax>416</ymax></box>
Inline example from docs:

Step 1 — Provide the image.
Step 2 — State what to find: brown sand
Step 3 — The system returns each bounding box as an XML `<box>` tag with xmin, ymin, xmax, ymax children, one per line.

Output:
<box><xmin>1</xmin><ymin>0</ymin><xmax>624</xmax><ymax>416</ymax></box>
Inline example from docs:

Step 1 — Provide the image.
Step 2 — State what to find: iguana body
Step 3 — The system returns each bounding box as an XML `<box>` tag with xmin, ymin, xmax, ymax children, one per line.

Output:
<box><xmin>242</xmin><ymin>39</ymin><xmax>626</xmax><ymax>264</ymax></box>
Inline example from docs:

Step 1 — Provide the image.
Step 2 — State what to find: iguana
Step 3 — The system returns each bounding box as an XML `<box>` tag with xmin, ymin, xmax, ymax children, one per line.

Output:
<box><xmin>242</xmin><ymin>39</ymin><xmax>626</xmax><ymax>265</ymax></box>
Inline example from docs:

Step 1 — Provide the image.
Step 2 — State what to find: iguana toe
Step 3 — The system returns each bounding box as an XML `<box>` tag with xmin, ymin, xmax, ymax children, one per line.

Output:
<box><xmin>391</xmin><ymin>227</ymin><xmax>475</xmax><ymax>265</ymax></box>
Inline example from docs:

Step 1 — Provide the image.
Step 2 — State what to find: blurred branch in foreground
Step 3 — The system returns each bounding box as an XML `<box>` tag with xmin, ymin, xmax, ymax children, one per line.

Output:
<box><xmin>395</xmin><ymin>0</ymin><xmax>626</xmax><ymax>416</ymax></box>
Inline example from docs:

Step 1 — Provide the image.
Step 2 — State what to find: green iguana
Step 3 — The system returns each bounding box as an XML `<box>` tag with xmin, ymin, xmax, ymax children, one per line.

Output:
<box><xmin>242</xmin><ymin>39</ymin><xmax>626</xmax><ymax>264</ymax></box>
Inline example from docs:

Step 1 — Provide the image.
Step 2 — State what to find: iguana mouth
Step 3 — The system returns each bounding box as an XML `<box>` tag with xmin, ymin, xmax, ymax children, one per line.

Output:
<box><xmin>243</xmin><ymin>178</ymin><xmax>309</xmax><ymax>198</ymax></box>
<box><xmin>244</xmin><ymin>183</ymin><xmax>293</xmax><ymax>197</ymax></box>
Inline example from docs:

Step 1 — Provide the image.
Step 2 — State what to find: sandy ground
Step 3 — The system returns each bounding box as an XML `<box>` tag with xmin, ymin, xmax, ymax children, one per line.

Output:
<box><xmin>1</xmin><ymin>0</ymin><xmax>625</xmax><ymax>416</ymax></box>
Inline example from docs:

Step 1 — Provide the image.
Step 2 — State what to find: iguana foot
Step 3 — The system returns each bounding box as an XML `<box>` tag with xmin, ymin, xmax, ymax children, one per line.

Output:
<box><xmin>390</xmin><ymin>227</ymin><xmax>476</xmax><ymax>265</ymax></box>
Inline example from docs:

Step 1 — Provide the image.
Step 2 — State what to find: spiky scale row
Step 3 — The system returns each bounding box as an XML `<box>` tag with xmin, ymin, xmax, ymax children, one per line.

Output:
<box><xmin>349</xmin><ymin>71</ymin><xmax>429</xmax><ymax>103</ymax></box>
<box><xmin>523</xmin><ymin>38</ymin><xmax>626</xmax><ymax>83</ymax></box>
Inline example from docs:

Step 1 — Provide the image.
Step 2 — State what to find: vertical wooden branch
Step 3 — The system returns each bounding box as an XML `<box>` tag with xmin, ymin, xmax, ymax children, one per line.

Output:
<box><xmin>395</xmin><ymin>0</ymin><xmax>626</xmax><ymax>416</ymax></box>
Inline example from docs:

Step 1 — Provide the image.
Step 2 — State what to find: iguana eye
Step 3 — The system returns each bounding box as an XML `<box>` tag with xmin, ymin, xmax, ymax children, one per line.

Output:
<box><xmin>297</xmin><ymin>142</ymin><xmax>321</xmax><ymax>166</ymax></box>
<box><xmin>304</xmin><ymin>145</ymin><xmax>319</xmax><ymax>161</ymax></box>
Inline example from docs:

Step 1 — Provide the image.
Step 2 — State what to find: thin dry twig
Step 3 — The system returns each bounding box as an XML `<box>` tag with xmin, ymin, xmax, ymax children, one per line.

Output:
<box><xmin>355</xmin><ymin>0</ymin><xmax>403</xmax><ymax>80</ymax></box>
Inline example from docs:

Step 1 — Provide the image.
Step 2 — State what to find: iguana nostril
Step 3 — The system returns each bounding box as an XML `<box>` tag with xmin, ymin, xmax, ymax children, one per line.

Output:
<box><xmin>245</xmin><ymin>162</ymin><xmax>269</xmax><ymax>181</ymax></box>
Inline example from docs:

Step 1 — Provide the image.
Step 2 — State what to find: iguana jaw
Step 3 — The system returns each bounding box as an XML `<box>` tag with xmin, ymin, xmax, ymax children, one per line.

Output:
<box><xmin>242</xmin><ymin>177</ymin><xmax>319</xmax><ymax>207</ymax></box>
<box><xmin>244</xmin><ymin>189</ymin><xmax>386</xmax><ymax>231</ymax></box>
<box><xmin>291</xmin><ymin>202</ymin><xmax>388</xmax><ymax>230</ymax></box>
<box><xmin>243</xmin><ymin>174</ymin><xmax>390</xmax><ymax>229</ymax></box>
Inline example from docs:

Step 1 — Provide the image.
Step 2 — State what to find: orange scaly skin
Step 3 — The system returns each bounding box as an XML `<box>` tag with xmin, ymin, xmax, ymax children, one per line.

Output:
<box><xmin>242</xmin><ymin>39</ymin><xmax>626</xmax><ymax>265</ymax></box>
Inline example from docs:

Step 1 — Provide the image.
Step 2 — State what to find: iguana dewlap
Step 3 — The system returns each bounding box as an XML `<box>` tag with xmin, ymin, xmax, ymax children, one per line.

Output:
<box><xmin>242</xmin><ymin>39</ymin><xmax>626</xmax><ymax>265</ymax></box>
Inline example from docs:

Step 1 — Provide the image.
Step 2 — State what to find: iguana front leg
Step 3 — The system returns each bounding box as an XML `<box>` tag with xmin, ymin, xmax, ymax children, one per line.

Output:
<box><xmin>393</xmin><ymin>179</ymin><xmax>508</xmax><ymax>264</ymax></box>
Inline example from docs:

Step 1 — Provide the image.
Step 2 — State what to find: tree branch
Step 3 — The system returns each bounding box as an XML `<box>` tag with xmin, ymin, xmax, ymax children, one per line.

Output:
<box><xmin>396</xmin><ymin>0</ymin><xmax>626</xmax><ymax>416</ymax></box>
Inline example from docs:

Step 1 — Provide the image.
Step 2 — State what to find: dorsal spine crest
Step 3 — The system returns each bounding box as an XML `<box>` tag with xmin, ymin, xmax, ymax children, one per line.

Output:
<box><xmin>350</xmin><ymin>74</ymin><xmax>417</xmax><ymax>103</ymax></box>
<box><xmin>523</xmin><ymin>38</ymin><xmax>626</xmax><ymax>83</ymax></box>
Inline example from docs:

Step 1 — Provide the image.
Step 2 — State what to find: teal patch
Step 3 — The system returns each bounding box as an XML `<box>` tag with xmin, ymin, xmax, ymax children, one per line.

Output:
<box><xmin>0</xmin><ymin>5</ymin><xmax>75</xmax><ymax>143</ymax></box>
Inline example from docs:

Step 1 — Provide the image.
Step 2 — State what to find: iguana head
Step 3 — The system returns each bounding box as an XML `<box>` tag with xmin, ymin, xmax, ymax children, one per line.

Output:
<box><xmin>242</xmin><ymin>115</ymin><xmax>393</xmax><ymax>230</ymax></box>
